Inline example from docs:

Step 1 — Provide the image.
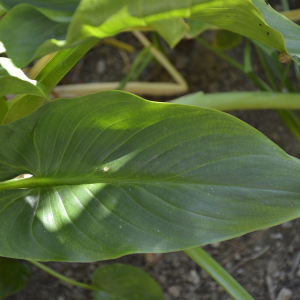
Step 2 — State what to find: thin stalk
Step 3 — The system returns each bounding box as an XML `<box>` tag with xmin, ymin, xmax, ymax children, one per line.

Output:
<box><xmin>196</xmin><ymin>35</ymin><xmax>300</xmax><ymax>142</ymax></box>
<box><xmin>101</xmin><ymin>38</ymin><xmax>135</xmax><ymax>53</ymax></box>
<box><xmin>53</xmin><ymin>82</ymin><xmax>187</xmax><ymax>97</ymax></box>
<box><xmin>244</xmin><ymin>39</ymin><xmax>272</xmax><ymax>91</ymax></box>
<box><xmin>195</xmin><ymin>37</ymin><xmax>272</xmax><ymax>91</ymax></box>
<box><xmin>29</xmin><ymin>260</ymin><xmax>98</xmax><ymax>291</ymax></box>
<box><xmin>118</xmin><ymin>46</ymin><xmax>153</xmax><ymax>90</ymax></box>
<box><xmin>282</xmin><ymin>8</ymin><xmax>300</xmax><ymax>22</ymax></box>
<box><xmin>151</xmin><ymin>32</ymin><xmax>167</xmax><ymax>57</ymax></box>
<box><xmin>294</xmin><ymin>63</ymin><xmax>300</xmax><ymax>90</ymax></box>
<box><xmin>254</xmin><ymin>45</ymin><xmax>279</xmax><ymax>91</ymax></box>
<box><xmin>171</xmin><ymin>92</ymin><xmax>300</xmax><ymax>110</ymax></box>
<box><xmin>279</xmin><ymin>62</ymin><xmax>292</xmax><ymax>91</ymax></box>
<box><xmin>184</xmin><ymin>247</ymin><xmax>254</xmax><ymax>300</ymax></box>
<box><xmin>133</xmin><ymin>31</ymin><xmax>188</xmax><ymax>89</ymax></box>
<box><xmin>281</xmin><ymin>0</ymin><xmax>290</xmax><ymax>11</ymax></box>
<box><xmin>276</xmin><ymin>109</ymin><xmax>300</xmax><ymax>141</ymax></box>
<box><xmin>131</xmin><ymin>52</ymin><xmax>153</xmax><ymax>81</ymax></box>
<box><xmin>195</xmin><ymin>37</ymin><xmax>244</xmax><ymax>72</ymax></box>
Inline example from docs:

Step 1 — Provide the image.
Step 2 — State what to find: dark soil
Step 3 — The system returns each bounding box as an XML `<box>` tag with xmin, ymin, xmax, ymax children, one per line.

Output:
<box><xmin>6</xmin><ymin>10</ymin><xmax>300</xmax><ymax>300</ymax></box>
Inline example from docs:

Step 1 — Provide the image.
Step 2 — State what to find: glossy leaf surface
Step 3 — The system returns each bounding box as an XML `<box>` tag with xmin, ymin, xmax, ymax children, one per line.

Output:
<box><xmin>92</xmin><ymin>264</ymin><xmax>164</xmax><ymax>300</ymax></box>
<box><xmin>0</xmin><ymin>257</ymin><xmax>31</xmax><ymax>299</ymax></box>
<box><xmin>0</xmin><ymin>91</ymin><xmax>300</xmax><ymax>262</ymax></box>
<box><xmin>0</xmin><ymin>58</ymin><xmax>49</xmax><ymax>99</ymax></box>
<box><xmin>1</xmin><ymin>0</ymin><xmax>300</xmax><ymax>67</ymax></box>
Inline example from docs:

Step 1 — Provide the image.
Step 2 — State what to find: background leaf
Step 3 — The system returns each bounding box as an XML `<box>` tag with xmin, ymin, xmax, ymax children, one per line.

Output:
<box><xmin>2</xmin><ymin>37</ymin><xmax>98</xmax><ymax>125</ymax></box>
<box><xmin>0</xmin><ymin>91</ymin><xmax>300</xmax><ymax>262</ymax></box>
<box><xmin>0</xmin><ymin>257</ymin><xmax>31</xmax><ymax>299</ymax></box>
<box><xmin>1</xmin><ymin>0</ymin><xmax>300</xmax><ymax>67</ymax></box>
<box><xmin>0</xmin><ymin>0</ymin><xmax>79</xmax><ymax>21</ymax></box>
<box><xmin>213</xmin><ymin>30</ymin><xmax>243</xmax><ymax>50</ymax></box>
<box><xmin>0</xmin><ymin>58</ymin><xmax>49</xmax><ymax>99</ymax></box>
<box><xmin>0</xmin><ymin>4</ymin><xmax>69</xmax><ymax>68</ymax></box>
<box><xmin>185</xmin><ymin>19</ymin><xmax>209</xmax><ymax>38</ymax></box>
<box><xmin>150</xmin><ymin>18</ymin><xmax>189</xmax><ymax>48</ymax></box>
<box><xmin>92</xmin><ymin>264</ymin><xmax>164</xmax><ymax>300</ymax></box>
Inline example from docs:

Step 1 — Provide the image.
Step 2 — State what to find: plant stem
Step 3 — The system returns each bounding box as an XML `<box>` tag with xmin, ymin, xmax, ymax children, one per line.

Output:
<box><xmin>276</xmin><ymin>109</ymin><xmax>300</xmax><ymax>141</ymax></box>
<box><xmin>184</xmin><ymin>247</ymin><xmax>254</xmax><ymax>300</ymax></box>
<box><xmin>29</xmin><ymin>260</ymin><xmax>98</xmax><ymax>291</ymax></box>
<box><xmin>133</xmin><ymin>31</ymin><xmax>188</xmax><ymax>89</ymax></box>
<box><xmin>195</xmin><ymin>37</ymin><xmax>244</xmax><ymax>72</ymax></box>
<box><xmin>171</xmin><ymin>92</ymin><xmax>300</xmax><ymax>110</ymax></box>
<box><xmin>254</xmin><ymin>45</ymin><xmax>279</xmax><ymax>91</ymax></box>
<box><xmin>281</xmin><ymin>0</ymin><xmax>290</xmax><ymax>11</ymax></box>
<box><xmin>53</xmin><ymin>82</ymin><xmax>187</xmax><ymax>97</ymax></box>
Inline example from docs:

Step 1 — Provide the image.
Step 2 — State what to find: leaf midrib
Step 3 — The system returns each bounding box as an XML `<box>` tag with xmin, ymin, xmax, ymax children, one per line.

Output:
<box><xmin>0</xmin><ymin>175</ymin><xmax>299</xmax><ymax>196</ymax></box>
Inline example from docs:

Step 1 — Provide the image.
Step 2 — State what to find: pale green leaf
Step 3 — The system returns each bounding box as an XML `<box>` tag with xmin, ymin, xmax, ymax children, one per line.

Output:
<box><xmin>0</xmin><ymin>58</ymin><xmax>49</xmax><ymax>99</ymax></box>
<box><xmin>92</xmin><ymin>264</ymin><xmax>164</xmax><ymax>300</ymax></box>
<box><xmin>0</xmin><ymin>42</ymin><xmax>5</xmax><ymax>54</ymax></box>
<box><xmin>186</xmin><ymin>19</ymin><xmax>209</xmax><ymax>38</ymax></box>
<box><xmin>150</xmin><ymin>18</ymin><xmax>189</xmax><ymax>48</ymax></box>
<box><xmin>0</xmin><ymin>0</ymin><xmax>78</xmax><ymax>21</ymax></box>
<box><xmin>0</xmin><ymin>4</ymin><xmax>69</xmax><ymax>68</ymax></box>
<box><xmin>0</xmin><ymin>91</ymin><xmax>300</xmax><ymax>262</ymax></box>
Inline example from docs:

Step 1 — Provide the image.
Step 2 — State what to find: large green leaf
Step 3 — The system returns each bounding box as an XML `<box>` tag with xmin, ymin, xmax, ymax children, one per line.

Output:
<box><xmin>0</xmin><ymin>58</ymin><xmax>49</xmax><ymax>99</ymax></box>
<box><xmin>0</xmin><ymin>257</ymin><xmax>31</xmax><ymax>299</ymax></box>
<box><xmin>92</xmin><ymin>264</ymin><xmax>164</xmax><ymax>300</ymax></box>
<box><xmin>0</xmin><ymin>91</ymin><xmax>300</xmax><ymax>262</ymax></box>
<box><xmin>1</xmin><ymin>0</ymin><xmax>300</xmax><ymax>67</ymax></box>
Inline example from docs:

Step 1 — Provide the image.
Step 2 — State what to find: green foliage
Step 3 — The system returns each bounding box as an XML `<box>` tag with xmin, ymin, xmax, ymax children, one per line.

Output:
<box><xmin>171</xmin><ymin>91</ymin><xmax>300</xmax><ymax>110</ymax></box>
<box><xmin>2</xmin><ymin>37</ymin><xmax>98</xmax><ymax>124</ymax></box>
<box><xmin>1</xmin><ymin>1</ymin><xmax>300</xmax><ymax>299</ymax></box>
<box><xmin>92</xmin><ymin>264</ymin><xmax>164</xmax><ymax>300</ymax></box>
<box><xmin>213</xmin><ymin>30</ymin><xmax>242</xmax><ymax>50</ymax></box>
<box><xmin>150</xmin><ymin>18</ymin><xmax>189</xmax><ymax>48</ymax></box>
<box><xmin>0</xmin><ymin>58</ymin><xmax>49</xmax><ymax>98</ymax></box>
<box><xmin>0</xmin><ymin>97</ymin><xmax>8</xmax><ymax>124</ymax></box>
<box><xmin>1</xmin><ymin>0</ymin><xmax>300</xmax><ymax>67</ymax></box>
<box><xmin>184</xmin><ymin>248</ymin><xmax>254</xmax><ymax>300</ymax></box>
<box><xmin>0</xmin><ymin>91</ymin><xmax>300</xmax><ymax>262</ymax></box>
<box><xmin>185</xmin><ymin>19</ymin><xmax>209</xmax><ymax>38</ymax></box>
<box><xmin>0</xmin><ymin>257</ymin><xmax>31</xmax><ymax>299</ymax></box>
